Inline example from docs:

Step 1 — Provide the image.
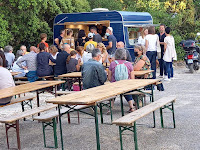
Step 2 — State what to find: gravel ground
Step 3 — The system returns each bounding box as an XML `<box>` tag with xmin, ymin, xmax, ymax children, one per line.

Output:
<box><xmin>1</xmin><ymin>64</ymin><xmax>200</xmax><ymax>150</ymax></box>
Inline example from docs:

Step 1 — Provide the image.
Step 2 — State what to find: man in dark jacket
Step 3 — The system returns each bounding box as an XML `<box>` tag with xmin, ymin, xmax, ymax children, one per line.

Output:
<box><xmin>82</xmin><ymin>48</ymin><xmax>107</xmax><ymax>89</ymax></box>
<box><xmin>54</xmin><ymin>44</ymin><xmax>70</xmax><ymax>76</ymax></box>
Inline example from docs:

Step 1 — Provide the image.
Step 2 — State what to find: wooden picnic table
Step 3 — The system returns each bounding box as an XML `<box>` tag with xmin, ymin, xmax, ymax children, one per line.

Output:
<box><xmin>58</xmin><ymin>70</ymin><xmax>154</xmax><ymax>90</ymax></box>
<box><xmin>0</xmin><ymin>81</ymin><xmax>65</xmax><ymax>107</ymax></box>
<box><xmin>46</xmin><ymin>79</ymin><xmax>159</xmax><ymax>150</ymax></box>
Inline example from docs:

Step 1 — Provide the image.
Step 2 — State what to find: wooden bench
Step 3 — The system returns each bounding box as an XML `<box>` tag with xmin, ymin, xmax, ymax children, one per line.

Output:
<box><xmin>112</xmin><ymin>96</ymin><xmax>176</xmax><ymax>150</ymax></box>
<box><xmin>0</xmin><ymin>104</ymin><xmax>57</xmax><ymax>150</ymax></box>
<box><xmin>54</xmin><ymin>90</ymin><xmax>76</xmax><ymax>96</ymax></box>
<box><xmin>32</xmin><ymin>95</ymin><xmax>116</xmax><ymax>148</ymax></box>
<box><xmin>33</xmin><ymin>105</ymin><xmax>90</xmax><ymax>148</ymax></box>
<box><xmin>15</xmin><ymin>81</ymin><xmax>29</xmax><ymax>85</ymax></box>
<box><xmin>14</xmin><ymin>75</ymin><xmax>54</xmax><ymax>81</ymax></box>
<box><xmin>0</xmin><ymin>95</ymin><xmax>35</xmax><ymax>114</ymax></box>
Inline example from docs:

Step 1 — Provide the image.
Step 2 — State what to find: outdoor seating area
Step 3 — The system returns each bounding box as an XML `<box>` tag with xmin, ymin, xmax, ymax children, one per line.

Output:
<box><xmin>0</xmin><ymin>69</ymin><xmax>177</xmax><ymax>150</ymax></box>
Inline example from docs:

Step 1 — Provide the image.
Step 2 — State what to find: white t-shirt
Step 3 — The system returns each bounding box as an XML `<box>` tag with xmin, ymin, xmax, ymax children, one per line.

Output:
<box><xmin>138</xmin><ymin>36</ymin><xmax>146</xmax><ymax>46</ymax></box>
<box><xmin>145</xmin><ymin>34</ymin><xmax>159</xmax><ymax>51</ymax></box>
<box><xmin>76</xmin><ymin>51</ymin><xmax>87</xmax><ymax>63</ymax></box>
<box><xmin>51</xmin><ymin>52</ymin><xmax>59</xmax><ymax>59</ymax></box>
<box><xmin>163</xmin><ymin>35</ymin><xmax>177</xmax><ymax>62</ymax></box>
<box><xmin>83</xmin><ymin>53</ymin><xmax>92</xmax><ymax>63</ymax></box>
<box><xmin>0</xmin><ymin>67</ymin><xmax>15</xmax><ymax>90</ymax></box>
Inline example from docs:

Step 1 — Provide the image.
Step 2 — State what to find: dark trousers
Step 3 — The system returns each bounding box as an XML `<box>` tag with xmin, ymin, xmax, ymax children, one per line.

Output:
<box><xmin>159</xmin><ymin>58</ymin><xmax>164</xmax><ymax>76</ymax></box>
<box><xmin>146</xmin><ymin>51</ymin><xmax>157</xmax><ymax>79</ymax></box>
<box><xmin>164</xmin><ymin>61</ymin><xmax>173</xmax><ymax>79</ymax></box>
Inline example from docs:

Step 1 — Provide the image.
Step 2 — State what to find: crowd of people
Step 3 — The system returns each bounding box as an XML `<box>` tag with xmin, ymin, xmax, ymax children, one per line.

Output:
<box><xmin>0</xmin><ymin>25</ymin><xmax>177</xmax><ymax>109</ymax></box>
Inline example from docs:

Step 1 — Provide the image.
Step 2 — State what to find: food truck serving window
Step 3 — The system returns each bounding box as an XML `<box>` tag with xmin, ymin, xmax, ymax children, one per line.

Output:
<box><xmin>128</xmin><ymin>27</ymin><xmax>141</xmax><ymax>46</ymax></box>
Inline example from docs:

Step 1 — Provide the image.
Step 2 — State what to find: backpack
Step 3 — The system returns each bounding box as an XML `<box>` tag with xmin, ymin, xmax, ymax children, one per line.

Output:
<box><xmin>114</xmin><ymin>60</ymin><xmax>129</xmax><ymax>81</ymax></box>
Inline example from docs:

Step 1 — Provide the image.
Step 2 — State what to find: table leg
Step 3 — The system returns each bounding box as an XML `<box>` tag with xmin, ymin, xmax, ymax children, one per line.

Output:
<box><xmin>55</xmin><ymin>85</ymin><xmax>57</xmax><ymax>97</ymax></box>
<box><xmin>78</xmin><ymin>77</ymin><xmax>82</xmax><ymax>91</ymax></box>
<box><xmin>94</xmin><ymin>105</ymin><xmax>101</xmax><ymax>150</ymax></box>
<box><xmin>36</xmin><ymin>90</ymin><xmax>39</xmax><ymax>107</ymax></box>
<box><xmin>120</xmin><ymin>94</ymin><xmax>124</xmax><ymax>116</ymax></box>
<box><xmin>151</xmin><ymin>84</ymin><xmax>156</xmax><ymax>127</ymax></box>
<box><xmin>58</xmin><ymin>104</ymin><xmax>64</xmax><ymax>150</ymax></box>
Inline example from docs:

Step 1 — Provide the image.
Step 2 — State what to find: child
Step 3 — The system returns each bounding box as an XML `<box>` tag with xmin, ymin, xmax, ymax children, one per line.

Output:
<box><xmin>66</xmin><ymin>50</ymin><xmax>81</xmax><ymax>73</ymax></box>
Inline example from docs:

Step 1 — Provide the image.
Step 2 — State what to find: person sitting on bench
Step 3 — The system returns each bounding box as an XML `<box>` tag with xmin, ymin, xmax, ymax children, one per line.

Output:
<box><xmin>82</xmin><ymin>48</ymin><xmax>107</xmax><ymax>90</ymax></box>
<box><xmin>0</xmin><ymin>56</ymin><xmax>15</xmax><ymax>105</ymax></box>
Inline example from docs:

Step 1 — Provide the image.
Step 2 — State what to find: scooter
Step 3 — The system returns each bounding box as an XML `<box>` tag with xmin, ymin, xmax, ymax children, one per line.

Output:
<box><xmin>180</xmin><ymin>33</ymin><xmax>200</xmax><ymax>73</ymax></box>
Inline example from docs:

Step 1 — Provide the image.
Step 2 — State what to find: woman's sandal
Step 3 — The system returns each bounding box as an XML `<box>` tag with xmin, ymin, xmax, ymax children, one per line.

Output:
<box><xmin>128</xmin><ymin>108</ymin><xmax>135</xmax><ymax>113</ymax></box>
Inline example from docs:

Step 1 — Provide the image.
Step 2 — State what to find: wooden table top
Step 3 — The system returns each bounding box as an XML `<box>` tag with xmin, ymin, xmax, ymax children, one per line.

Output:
<box><xmin>133</xmin><ymin>70</ymin><xmax>154</xmax><ymax>76</ymax></box>
<box><xmin>46</xmin><ymin>79</ymin><xmax>159</xmax><ymax>105</ymax></box>
<box><xmin>11</xmin><ymin>72</ymin><xmax>21</xmax><ymax>76</ymax></box>
<box><xmin>0</xmin><ymin>81</ymin><xmax>65</xmax><ymax>99</ymax></box>
<box><xmin>58</xmin><ymin>70</ymin><xmax>153</xmax><ymax>78</ymax></box>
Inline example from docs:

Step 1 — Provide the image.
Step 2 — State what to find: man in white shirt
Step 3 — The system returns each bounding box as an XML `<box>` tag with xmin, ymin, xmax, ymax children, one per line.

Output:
<box><xmin>0</xmin><ymin>57</ymin><xmax>15</xmax><ymax>105</ymax></box>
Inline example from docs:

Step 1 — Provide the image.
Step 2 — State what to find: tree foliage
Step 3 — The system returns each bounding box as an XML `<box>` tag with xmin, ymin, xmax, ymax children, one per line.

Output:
<box><xmin>0</xmin><ymin>0</ymin><xmax>90</xmax><ymax>49</ymax></box>
<box><xmin>0</xmin><ymin>0</ymin><xmax>200</xmax><ymax>60</ymax></box>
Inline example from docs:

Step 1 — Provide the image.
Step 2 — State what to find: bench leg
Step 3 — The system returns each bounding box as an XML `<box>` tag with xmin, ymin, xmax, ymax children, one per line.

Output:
<box><xmin>151</xmin><ymin>84</ymin><xmax>156</xmax><ymax>128</ymax></box>
<box><xmin>160</xmin><ymin>102</ymin><xmax>176</xmax><ymax>128</ymax></box>
<box><xmin>109</xmin><ymin>99</ymin><xmax>113</xmax><ymax>122</ymax></box>
<box><xmin>58</xmin><ymin>105</ymin><xmax>64</xmax><ymax>150</ymax></box>
<box><xmin>77</xmin><ymin>111</ymin><xmax>80</xmax><ymax>124</ymax></box>
<box><xmin>94</xmin><ymin>105</ymin><xmax>101</xmax><ymax>150</ymax></box>
<box><xmin>5</xmin><ymin>120</ymin><xmax>21</xmax><ymax>150</ymax></box>
<box><xmin>160</xmin><ymin>107</ymin><xmax>164</xmax><ymax>128</ymax></box>
<box><xmin>119</xmin><ymin>123</ymin><xmax>138</xmax><ymax>150</ymax></box>
<box><xmin>67</xmin><ymin>112</ymin><xmax>71</xmax><ymax>124</ymax></box>
<box><xmin>53</xmin><ymin>118</ymin><xmax>58</xmax><ymax>148</ymax></box>
<box><xmin>133</xmin><ymin>122</ymin><xmax>138</xmax><ymax>150</ymax></box>
<box><xmin>42</xmin><ymin>118</ymin><xmax>58</xmax><ymax>148</ymax></box>
<box><xmin>120</xmin><ymin>94</ymin><xmax>124</xmax><ymax>116</ymax></box>
<box><xmin>119</xmin><ymin>126</ymin><xmax>123</xmax><ymax>150</ymax></box>
<box><xmin>100</xmin><ymin>103</ymin><xmax>103</xmax><ymax>124</ymax></box>
<box><xmin>172</xmin><ymin>102</ymin><xmax>176</xmax><ymax>128</ymax></box>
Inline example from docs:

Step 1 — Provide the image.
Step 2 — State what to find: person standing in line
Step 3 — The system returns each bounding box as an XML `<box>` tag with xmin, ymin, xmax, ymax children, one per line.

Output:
<box><xmin>54</xmin><ymin>29</ymin><xmax>65</xmax><ymax>52</ymax></box>
<box><xmin>106</xmin><ymin>27</ymin><xmax>117</xmax><ymax>60</ymax></box>
<box><xmin>0</xmin><ymin>56</ymin><xmax>15</xmax><ymax>105</ymax></box>
<box><xmin>116</xmin><ymin>41</ymin><xmax>132</xmax><ymax>62</ymax></box>
<box><xmin>158</xmin><ymin>24</ymin><xmax>166</xmax><ymax>78</ymax></box>
<box><xmin>76</xmin><ymin>30</ymin><xmax>88</xmax><ymax>47</ymax></box>
<box><xmin>163</xmin><ymin>27</ymin><xmax>177</xmax><ymax>81</ymax></box>
<box><xmin>84</xmin><ymin>33</ymin><xmax>97</xmax><ymax>50</ymax></box>
<box><xmin>4</xmin><ymin>45</ymin><xmax>15</xmax><ymax>69</ymax></box>
<box><xmin>60</xmin><ymin>29</ymin><xmax>75</xmax><ymax>50</ymax></box>
<box><xmin>38</xmin><ymin>33</ymin><xmax>49</xmax><ymax>52</ymax></box>
<box><xmin>138</xmin><ymin>28</ymin><xmax>148</xmax><ymax>46</ymax></box>
<box><xmin>17</xmin><ymin>46</ymin><xmax>38</xmax><ymax>82</ymax></box>
<box><xmin>90</xmin><ymin>26</ymin><xmax>102</xmax><ymax>43</ymax></box>
<box><xmin>145</xmin><ymin>26</ymin><xmax>159</xmax><ymax>79</ymax></box>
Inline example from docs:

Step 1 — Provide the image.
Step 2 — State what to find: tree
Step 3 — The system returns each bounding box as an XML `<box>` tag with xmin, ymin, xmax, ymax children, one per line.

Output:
<box><xmin>0</xmin><ymin>0</ymin><xmax>90</xmax><ymax>50</ymax></box>
<box><xmin>87</xmin><ymin>0</ymin><xmax>123</xmax><ymax>11</ymax></box>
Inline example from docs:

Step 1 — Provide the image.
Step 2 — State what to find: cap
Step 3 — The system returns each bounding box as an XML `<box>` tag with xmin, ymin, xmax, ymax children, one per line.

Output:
<box><xmin>107</xmin><ymin>27</ymin><xmax>113</xmax><ymax>33</ymax></box>
<box><xmin>88</xmin><ymin>32</ymin><xmax>93</xmax><ymax>38</ymax></box>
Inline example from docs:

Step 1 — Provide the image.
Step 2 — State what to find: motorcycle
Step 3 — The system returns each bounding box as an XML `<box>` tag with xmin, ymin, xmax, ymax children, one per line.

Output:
<box><xmin>180</xmin><ymin>33</ymin><xmax>200</xmax><ymax>73</ymax></box>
